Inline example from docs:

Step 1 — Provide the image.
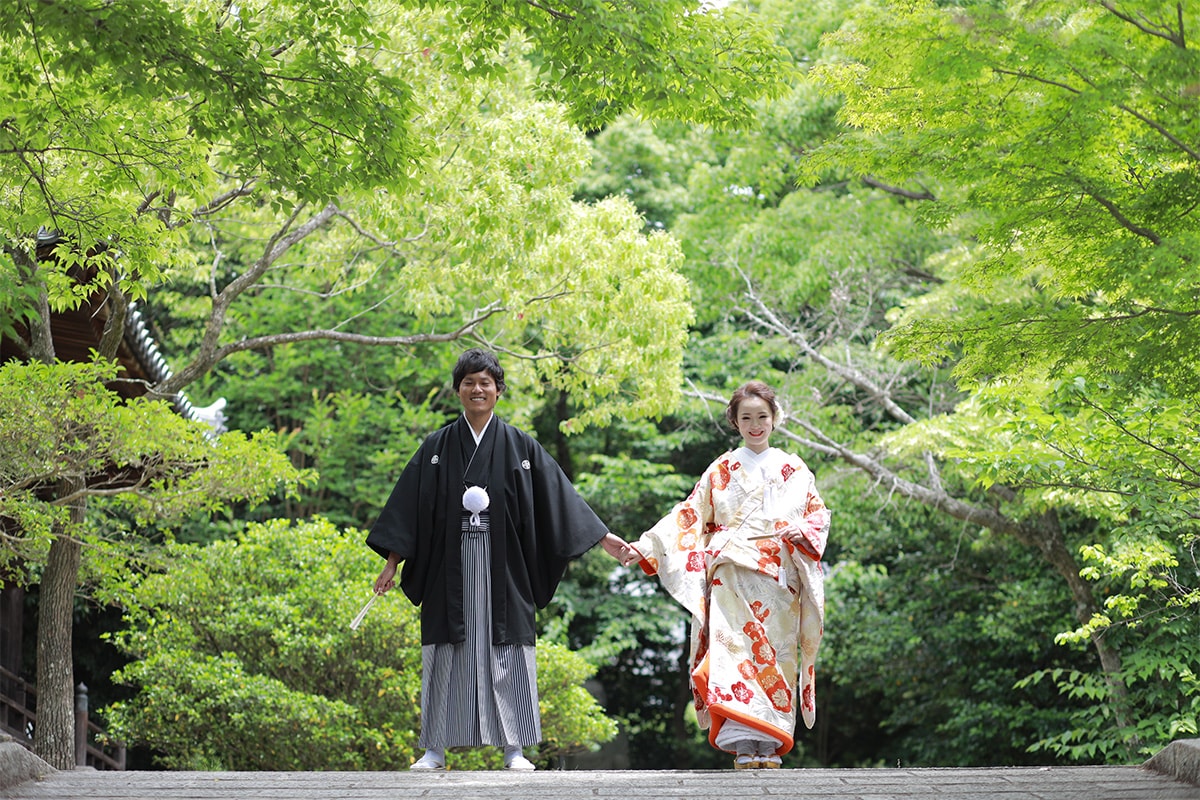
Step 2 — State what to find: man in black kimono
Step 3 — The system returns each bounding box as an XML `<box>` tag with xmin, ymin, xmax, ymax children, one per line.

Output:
<box><xmin>367</xmin><ymin>348</ymin><xmax>631</xmax><ymax>771</ymax></box>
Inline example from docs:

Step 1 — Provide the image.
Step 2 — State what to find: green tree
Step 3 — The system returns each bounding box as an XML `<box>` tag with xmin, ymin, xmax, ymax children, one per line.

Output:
<box><xmin>575</xmin><ymin>0</ymin><xmax>1200</xmax><ymax>764</ymax></box>
<box><xmin>102</xmin><ymin>517</ymin><xmax>616</xmax><ymax>769</ymax></box>
<box><xmin>817</xmin><ymin>488</ymin><xmax>1097</xmax><ymax>767</ymax></box>
<box><xmin>811</xmin><ymin>0</ymin><xmax>1200</xmax><ymax>394</ymax></box>
<box><xmin>2</xmin><ymin>0</ymin><xmax>792</xmax><ymax>766</ymax></box>
<box><xmin>0</xmin><ymin>360</ymin><xmax>309</xmax><ymax>765</ymax></box>
<box><xmin>804</xmin><ymin>0</ymin><xmax>1200</xmax><ymax>758</ymax></box>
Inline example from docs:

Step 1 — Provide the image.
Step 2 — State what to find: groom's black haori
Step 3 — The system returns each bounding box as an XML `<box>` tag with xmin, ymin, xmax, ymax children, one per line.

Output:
<box><xmin>366</xmin><ymin>414</ymin><xmax>609</xmax><ymax>646</ymax></box>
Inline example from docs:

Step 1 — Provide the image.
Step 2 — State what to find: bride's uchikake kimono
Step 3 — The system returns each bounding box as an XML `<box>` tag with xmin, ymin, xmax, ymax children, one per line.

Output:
<box><xmin>629</xmin><ymin>446</ymin><xmax>830</xmax><ymax>756</ymax></box>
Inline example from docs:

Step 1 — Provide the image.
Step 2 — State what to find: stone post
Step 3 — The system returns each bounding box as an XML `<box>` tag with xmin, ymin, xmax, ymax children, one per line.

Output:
<box><xmin>73</xmin><ymin>683</ymin><xmax>87</xmax><ymax>768</ymax></box>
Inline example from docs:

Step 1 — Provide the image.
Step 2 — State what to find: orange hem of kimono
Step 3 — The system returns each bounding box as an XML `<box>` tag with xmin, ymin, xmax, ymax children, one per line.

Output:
<box><xmin>630</xmin><ymin>544</ymin><xmax>657</xmax><ymax>576</ymax></box>
<box><xmin>692</xmin><ymin>652</ymin><xmax>795</xmax><ymax>756</ymax></box>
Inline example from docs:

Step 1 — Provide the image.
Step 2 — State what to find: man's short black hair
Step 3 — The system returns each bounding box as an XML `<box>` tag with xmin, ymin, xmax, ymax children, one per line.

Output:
<box><xmin>452</xmin><ymin>348</ymin><xmax>507</xmax><ymax>393</ymax></box>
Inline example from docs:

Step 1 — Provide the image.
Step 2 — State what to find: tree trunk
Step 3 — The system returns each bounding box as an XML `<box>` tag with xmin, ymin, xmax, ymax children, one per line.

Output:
<box><xmin>34</xmin><ymin>479</ymin><xmax>83</xmax><ymax>770</ymax></box>
<box><xmin>1024</xmin><ymin>511</ymin><xmax>1134</xmax><ymax>749</ymax></box>
<box><xmin>25</xmin><ymin>261</ymin><xmax>77</xmax><ymax>768</ymax></box>
<box><xmin>24</xmin><ymin>259</ymin><xmax>55</xmax><ymax>365</ymax></box>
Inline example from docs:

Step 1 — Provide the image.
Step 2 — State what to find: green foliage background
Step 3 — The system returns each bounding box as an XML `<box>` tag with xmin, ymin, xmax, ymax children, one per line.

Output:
<box><xmin>101</xmin><ymin>519</ymin><xmax>615</xmax><ymax>770</ymax></box>
<box><xmin>4</xmin><ymin>0</ymin><xmax>1200</xmax><ymax>773</ymax></box>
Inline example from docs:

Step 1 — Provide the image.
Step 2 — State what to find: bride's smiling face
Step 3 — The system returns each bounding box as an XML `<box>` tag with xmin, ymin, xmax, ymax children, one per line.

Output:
<box><xmin>735</xmin><ymin>395</ymin><xmax>774</xmax><ymax>453</ymax></box>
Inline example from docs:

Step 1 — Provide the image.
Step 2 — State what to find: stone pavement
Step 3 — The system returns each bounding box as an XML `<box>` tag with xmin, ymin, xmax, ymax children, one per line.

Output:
<box><xmin>2</xmin><ymin>738</ymin><xmax>1199</xmax><ymax>800</ymax></box>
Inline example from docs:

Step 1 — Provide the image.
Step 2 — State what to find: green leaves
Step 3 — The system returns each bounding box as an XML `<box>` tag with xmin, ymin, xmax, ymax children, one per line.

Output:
<box><xmin>518</xmin><ymin>197</ymin><xmax>693</xmax><ymax>430</ymax></box>
<box><xmin>3</xmin><ymin>0</ymin><xmax>789</xmax><ymax>312</ymax></box>
<box><xmin>0</xmin><ymin>360</ymin><xmax>311</xmax><ymax>578</ymax></box>
<box><xmin>106</xmin><ymin>651</ymin><xmax>378</xmax><ymax>770</ymax></box>
<box><xmin>536</xmin><ymin>641</ymin><xmax>618</xmax><ymax>762</ymax></box>
<box><xmin>3</xmin><ymin>0</ymin><xmax>786</xmax><ymax>427</ymax></box>
<box><xmin>103</xmin><ymin>518</ymin><xmax>421</xmax><ymax>770</ymax></box>
<box><xmin>574</xmin><ymin>0</ymin><xmax>1200</xmax><ymax>766</ymax></box>
<box><xmin>1018</xmin><ymin>624</ymin><xmax>1200</xmax><ymax>761</ymax></box>
<box><xmin>447</xmin><ymin>0</ymin><xmax>794</xmax><ymax>129</ymax></box>
<box><xmin>0</xmin><ymin>0</ymin><xmax>420</xmax><ymax>317</ymax></box>
<box><xmin>801</xmin><ymin>0</ymin><xmax>1200</xmax><ymax>759</ymax></box>
<box><xmin>102</xmin><ymin>518</ymin><xmax>618</xmax><ymax>769</ymax></box>
<box><xmin>819</xmin><ymin>496</ymin><xmax>1088</xmax><ymax>767</ymax></box>
<box><xmin>812</xmin><ymin>0</ymin><xmax>1200</xmax><ymax>395</ymax></box>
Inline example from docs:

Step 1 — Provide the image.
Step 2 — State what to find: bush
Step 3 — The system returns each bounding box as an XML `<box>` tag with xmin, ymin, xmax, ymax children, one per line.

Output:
<box><xmin>103</xmin><ymin>517</ymin><xmax>617</xmax><ymax>769</ymax></box>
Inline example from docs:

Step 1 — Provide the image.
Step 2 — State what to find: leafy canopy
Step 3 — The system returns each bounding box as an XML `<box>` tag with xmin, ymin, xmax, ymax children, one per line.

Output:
<box><xmin>0</xmin><ymin>360</ymin><xmax>310</xmax><ymax>581</ymax></box>
<box><xmin>810</xmin><ymin>0</ymin><xmax>1200</xmax><ymax>397</ymax></box>
<box><xmin>802</xmin><ymin>0</ymin><xmax>1200</xmax><ymax>759</ymax></box>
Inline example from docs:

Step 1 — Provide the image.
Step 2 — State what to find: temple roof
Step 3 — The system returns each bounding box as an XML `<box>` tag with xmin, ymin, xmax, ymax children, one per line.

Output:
<box><xmin>1</xmin><ymin>232</ymin><xmax>224</xmax><ymax>431</ymax></box>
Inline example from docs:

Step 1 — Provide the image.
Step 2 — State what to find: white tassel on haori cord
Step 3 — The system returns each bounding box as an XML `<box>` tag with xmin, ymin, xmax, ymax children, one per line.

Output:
<box><xmin>463</xmin><ymin>485</ymin><xmax>490</xmax><ymax>527</ymax></box>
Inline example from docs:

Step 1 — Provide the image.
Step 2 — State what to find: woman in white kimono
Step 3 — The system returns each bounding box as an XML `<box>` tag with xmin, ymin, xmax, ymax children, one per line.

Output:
<box><xmin>624</xmin><ymin>381</ymin><xmax>830</xmax><ymax>769</ymax></box>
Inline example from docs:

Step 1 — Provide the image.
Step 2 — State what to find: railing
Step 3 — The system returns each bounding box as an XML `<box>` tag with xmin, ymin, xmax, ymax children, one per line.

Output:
<box><xmin>0</xmin><ymin>666</ymin><xmax>125</xmax><ymax>770</ymax></box>
<box><xmin>0</xmin><ymin>665</ymin><xmax>34</xmax><ymax>746</ymax></box>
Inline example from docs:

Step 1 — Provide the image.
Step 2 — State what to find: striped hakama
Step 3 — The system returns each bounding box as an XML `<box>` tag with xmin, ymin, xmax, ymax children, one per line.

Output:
<box><xmin>417</xmin><ymin>510</ymin><xmax>541</xmax><ymax>749</ymax></box>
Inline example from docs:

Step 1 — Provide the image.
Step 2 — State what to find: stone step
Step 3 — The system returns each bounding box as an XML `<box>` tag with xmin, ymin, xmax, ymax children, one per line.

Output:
<box><xmin>3</xmin><ymin>736</ymin><xmax>1199</xmax><ymax>800</ymax></box>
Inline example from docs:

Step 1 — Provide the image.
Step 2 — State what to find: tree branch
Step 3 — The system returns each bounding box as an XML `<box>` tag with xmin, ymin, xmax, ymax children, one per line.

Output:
<box><xmin>1082</xmin><ymin>186</ymin><xmax>1163</xmax><ymax>245</ymax></box>
<box><xmin>332</xmin><ymin>208</ymin><xmax>429</xmax><ymax>248</ymax></box>
<box><xmin>181</xmin><ymin>180</ymin><xmax>258</xmax><ymax>226</ymax></box>
<box><xmin>155</xmin><ymin>202</ymin><xmax>337</xmax><ymax>395</ymax></box>
<box><xmin>1055</xmin><ymin>53</ymin><xmax>1200</xmax><ymax>162</ymax></box>
<box><xmin>202</xmin><ymin>301</ymin><xmax>507</xmax><ymax>363</ymax></box>
<box><xmin>862</xmin><ymin>175</ymin><xmax>935</xmax><ymax>201</ymax></box>
<box><xmin>1113</xmin><ymin>99</ymin><xmax>1200</xmax><ymax>162</ymax></box>
<box><xmin>1092</xmin><ymin>0</ymin><xmax>1185</xmax><ymax>47</ymax></box>
<box><xmin>991</xmin><ymin>66</ymin><xmax>1083</xmax><ymax>95</ymax></box>
<box><xmin>738</xmin><ymin>275</ymin><xmax>918</xmax><ymax>426</ymax></box>
<box><xmin>1075</xmin><ymin>394</ymin><xmax>1200</xmax><ymax>485</ymax></box>
<box><xmin>524</xmin><ymin>0</ymin><xmax>575</xmax><ymax>21</ymax></box>
<box><xmin>96</xmin><ymin>277</ymin><xmax>130</xmax><ymax>361</ymax></box>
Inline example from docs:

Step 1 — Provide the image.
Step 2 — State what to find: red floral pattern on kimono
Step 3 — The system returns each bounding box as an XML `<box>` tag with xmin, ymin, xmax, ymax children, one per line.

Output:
<box><xmin>630</xmin><ymin>447</ymin><xmax>830</xmax><ymax>756</ymax></box>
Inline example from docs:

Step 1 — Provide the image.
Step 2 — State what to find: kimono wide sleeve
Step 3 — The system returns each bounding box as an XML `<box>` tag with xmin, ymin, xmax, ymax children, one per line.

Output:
<box><xmin>507</xmin><ymin>429</ymin><xmax>611</xmax><ymax>609</ymax></box>
<box><xmin>628</xmin><ymin>457</ymin><xmax>723</xmax><ymax>619</ymax></box>
<box><xmin>364</xmin><ymin>432</ymin><xmax>449</xmax><ymax>608</ymax></box>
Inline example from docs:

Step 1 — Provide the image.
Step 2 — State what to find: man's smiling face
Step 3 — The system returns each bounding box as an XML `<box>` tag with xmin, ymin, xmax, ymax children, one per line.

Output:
<box><xmin>456</xmin><ymin>369</ymin><xmax>501</xmax><ymax>417</ymax></box>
